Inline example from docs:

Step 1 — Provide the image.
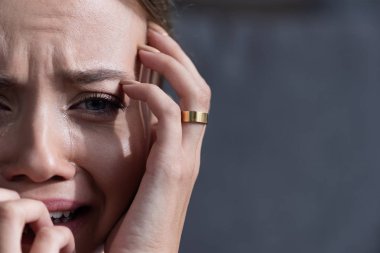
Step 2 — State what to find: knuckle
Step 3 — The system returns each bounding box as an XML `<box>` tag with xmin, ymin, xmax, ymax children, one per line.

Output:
<box><xmin>146</xmin><ymin>83</ymin><xmax>161</xmax><ymax>94</ymax></box>
<box><xmin>144</xmin><ymin>83</ymin><xmax>181</xmax><ymax>120</ymax></box>
<box><xmin>37</xmin><ymin>226</ymin><xmax>72</xmax><ymax>240</ymax></box>
<box><xmin>36</xmin><ymin>227</ymin><xmax>59</xmax><ymax>242</ymax></box>
<box><xmin>0</xmin><ymin>188</ymin><xmax>20</xmax><ymax>202</ymax></box>
<box><xmin>168</xmin><ymin>167</ymin><xmax>197</xmax><ymax>185</ymax></box>
<box><xmin>190</xmin><ymin>85</ymin><xmax>211</xmax><ymax>108</ymax></box>
<box><xmin>145</xmin><ymin>84</ymin><xmax>163</xmax><ymax>100</ymax></box>
<box><xmin>0</xmin><ymin>202</ymin><xmax>19</xmax><ymax>220</ymax></box>
<box><xmin>57</xmin><ymin>225</ymin><xmax>72</xmax><ymax>235</ymax></box>
<box><xmin>56</xmin><ymin>226</ymin><xmax>74</xmax><ymax>241</ymax></box>
<box><xmin>163</xmin><ymin>167</ymin><xmax>187</xmax><ymax>183</ymax></box>
<box><xmin>200</xmin><ymin>85</ymin><xmax>212</xmax><ymax>101</ymax></box>
<box><xmin>161</xmin><ymin>162</ymin><xmax>198</xmax><ymax>185</ymax></box>
<box><xmin>163</xmin><ymin>102</ymin><xmax>181</xmax><ymax>119</ymax></box>
<box><xmin>202</xmin><ymin>84</ymin><xmax>212</xmax><ymax>99</ymax></box>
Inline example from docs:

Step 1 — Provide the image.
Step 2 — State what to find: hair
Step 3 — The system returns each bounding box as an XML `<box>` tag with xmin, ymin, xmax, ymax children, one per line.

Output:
<box><xmin>138</xmin><ymin>0</ymin><xmax>173</xmax><ymax>31</ymax></box>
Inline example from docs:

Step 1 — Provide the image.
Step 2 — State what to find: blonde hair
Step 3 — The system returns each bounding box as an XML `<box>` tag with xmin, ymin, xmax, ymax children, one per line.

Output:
<box><xmin>138</xmin><ymin>0</ymin><xmax>172</xmax><ymax>30</ymax></box>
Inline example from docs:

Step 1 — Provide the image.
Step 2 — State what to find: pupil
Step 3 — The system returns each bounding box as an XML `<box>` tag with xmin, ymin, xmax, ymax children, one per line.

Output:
<box><xmin>86</xmin><ymin>99</ymin><xmax>106</xmax><ymax>110</ymax></box>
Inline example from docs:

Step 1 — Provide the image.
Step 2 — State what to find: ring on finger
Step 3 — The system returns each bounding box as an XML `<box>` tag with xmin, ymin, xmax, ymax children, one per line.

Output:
<box><xmin>181</xmin><ymin>111</ymin><xmax>208</xmax><ymax>124</ymax></box>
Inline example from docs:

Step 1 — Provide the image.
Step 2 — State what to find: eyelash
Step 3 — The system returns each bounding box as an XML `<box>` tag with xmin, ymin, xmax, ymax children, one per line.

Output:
<box><xmin>70</xmin><ymin>93</ymin><xmax>126</xmax><ymax>116</ymax></box>
<box><xmin>0</xmin><ymin>97</ymin><xmax>11</xmax><ymax>112</ymax></box>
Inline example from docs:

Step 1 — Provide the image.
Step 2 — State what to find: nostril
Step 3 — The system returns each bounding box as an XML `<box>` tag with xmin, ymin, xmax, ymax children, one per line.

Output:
<box><xmin>0</xmin><ymin>169</ymin><xmax>22</xmax><ymax>182</ymax></box>
<box><xmin>51</xmin><ymin>175</ymin><xmax>66</xmax><ymax>181</ymax></box>
<box><xmin>3</xmin><ymin>169</ymin><xmax>69</xmax><ymax>183</ymax></box>
<box><xmin>9</xmin><ymin>175</ymin><xmax>28</xmax><ymax>182</ymax></box>
<box><xmin>1</xmin><ymin>157</ymin><xmax>77</xmax><ymax>183</ymax></box>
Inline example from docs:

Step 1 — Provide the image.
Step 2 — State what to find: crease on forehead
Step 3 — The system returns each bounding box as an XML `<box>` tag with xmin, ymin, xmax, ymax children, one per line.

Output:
<box><xmin>0</xmin><ymin>1</ymin><xmax>79</xmax><ymax>33</ymax></box>
<box><xmin>0</xmin><ymin>0</ymin><xmax>78</xmax><ymax>68</ymax></box>
<box><xmin>0</xmin><ymin>0</ymin><xmax>147</xmax><ymax>79</ymax></box>
<box><xmin>0</xmin><ymin>0</ymin><xmax>146</xmax><ymax>29</ymax></box>
<box><xmin>0</xmin><ymin>30</ymin><xmax>29</xmax><ymax>80</ymax></box>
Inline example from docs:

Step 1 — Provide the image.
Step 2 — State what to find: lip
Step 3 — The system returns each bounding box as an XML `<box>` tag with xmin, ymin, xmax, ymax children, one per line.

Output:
<box><xmin>41</xmin><ymin>199</ymin><xmax>91</xmax><ymax>233</ymax></box>
<box><xmin>40</xmin><ymin>199</ymin><xmax>85</xmax><ymax>212</ymax></box>
<box><xmin>21</xmin><ymin>199</ymin><xmax>91</xmax><ymax>247</ymax></box>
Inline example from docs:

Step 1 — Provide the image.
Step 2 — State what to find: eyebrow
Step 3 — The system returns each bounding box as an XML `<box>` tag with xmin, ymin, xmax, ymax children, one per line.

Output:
<box><xmin>0</xmin><ymin>68</ymin><xmax>133</xmax><ymax>89</ymax></box>
<box><xmin>60</xmin><ymin>69</ymin><xmax>132</xmax><ymax>84</ymax></box>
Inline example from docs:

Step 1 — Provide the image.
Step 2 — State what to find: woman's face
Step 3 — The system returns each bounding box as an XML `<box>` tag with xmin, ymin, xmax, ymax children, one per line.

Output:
<box><xmin>0</xmin><ymin>0</ymin><xmax>147</xmax><ymax>251</ymax></box>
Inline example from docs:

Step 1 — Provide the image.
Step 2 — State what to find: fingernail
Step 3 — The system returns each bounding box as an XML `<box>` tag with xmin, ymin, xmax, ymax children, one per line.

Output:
<box><xmin>138</xmin><ymin>44</ymin><xmax>160</xmax><ymax>53</ymax></box>
<box><xmin>148</xmin><ymin>22</ymin><xmax>169</xmax><ymax>36</ymax></box>
<box><xmin>122</xmin><ymin>82</ymin><xmax>138</xmax><ymax>92</ymax></box>
<box><xmin>122</xmin><ymin>80</ymin><xmax>140</xmax><ymax>86</ymax></box>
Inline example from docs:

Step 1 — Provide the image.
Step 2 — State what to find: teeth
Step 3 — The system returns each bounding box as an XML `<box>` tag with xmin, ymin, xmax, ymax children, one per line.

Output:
<box><xmin>50</xmin><ymin>212</ymin><xmax>64</xmax><ymax>219</ymax></box>
<box><xmin>63</xmin><ymin>211</ymin><xmax>71</xmax><ymax>218</ymax></box>
<box><xmin>49</xmin><ymin>211</ymin><xmax>73</xmax><ymax>219</ymax></box>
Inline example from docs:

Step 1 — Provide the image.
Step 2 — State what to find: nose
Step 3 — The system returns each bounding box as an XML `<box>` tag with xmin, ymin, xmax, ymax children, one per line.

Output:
<box><xmin>1</xmin><ymin>102</ymin><xmax>75</xmax><ymax>183</ymax></box>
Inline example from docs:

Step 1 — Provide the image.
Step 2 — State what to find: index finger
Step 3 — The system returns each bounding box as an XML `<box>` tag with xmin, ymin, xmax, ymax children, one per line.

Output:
<box><xmin>0</xmin><ymin>188</ymin><xmax>20</xmax><ymax>202</ymax></box>
<box><xmin>0</xmin><ymin>199</ymin><xmax>53</xmax><ymax>253</ymax></box>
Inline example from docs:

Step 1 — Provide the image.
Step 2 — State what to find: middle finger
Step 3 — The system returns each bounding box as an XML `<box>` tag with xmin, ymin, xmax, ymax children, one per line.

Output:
<box><xmin>138</xmin><ymin>48</ymin><xmax>208</xmax><ymax>112</ymax></box>
<box><xmin>30</xmin><ymin>226</ymin><xmax>75</xmax><ymax>253</ymax></box>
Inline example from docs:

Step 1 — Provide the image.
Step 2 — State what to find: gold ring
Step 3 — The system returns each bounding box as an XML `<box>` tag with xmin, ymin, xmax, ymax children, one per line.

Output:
<box><xmin>181</xmin><ymin>111</ymin><xmax>208</xmax><ymax>124</ymax></box>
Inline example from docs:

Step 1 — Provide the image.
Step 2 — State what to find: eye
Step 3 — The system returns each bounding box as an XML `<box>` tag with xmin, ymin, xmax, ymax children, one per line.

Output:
<box><xmin>0</xmin><ymin>97</ymin><xmax>11</xmax><ymax>112</ymax></box>
<box><xmin>0</xmin><ymin>103</ymin><xmax>10</xmax><ymax>111</ymax></box>
<box><xmin>70</xmin><ymin>93</ymin><xmax>126</xmax><ymax>116</ymax></box>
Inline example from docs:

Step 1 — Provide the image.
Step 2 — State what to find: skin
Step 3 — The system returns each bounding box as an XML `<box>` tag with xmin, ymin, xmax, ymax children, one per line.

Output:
<box><xmin>0</xmin><ymin>0</ymin><xmax>210</xmax><ymax>253</ymax></box>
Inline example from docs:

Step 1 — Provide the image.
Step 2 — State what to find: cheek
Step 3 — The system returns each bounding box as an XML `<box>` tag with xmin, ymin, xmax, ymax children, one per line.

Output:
<box><xmin>68</xmin><ymin>106</ymin><xmax>146</xmax><ymax>217</ymax></box>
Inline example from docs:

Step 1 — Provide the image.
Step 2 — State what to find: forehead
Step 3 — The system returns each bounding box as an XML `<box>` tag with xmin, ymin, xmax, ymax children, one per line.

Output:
<box><xmin>0</xmin><ymin>0</ymin><xmax>146</xmax><ymax>76</ymax></box>
<box><xmin>0</xmin><ymin>0</ymin><xmax>145</xmax><ymax>30</ymax></box>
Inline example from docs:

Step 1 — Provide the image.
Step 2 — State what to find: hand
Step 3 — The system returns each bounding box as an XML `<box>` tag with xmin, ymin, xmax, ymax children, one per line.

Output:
<box><xmin>104</xmin><ymin>22</ymin><xmax>211</xmax><ymax>253</ymax></box>
<box><xmin>0</xmin><ymin>189</ymin><xmax>75</xmax><ymax>253</ymax></box>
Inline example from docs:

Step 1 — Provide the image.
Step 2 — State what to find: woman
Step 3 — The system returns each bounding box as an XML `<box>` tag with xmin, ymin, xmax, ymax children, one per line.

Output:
<box><xmin>0</xmin><ymin>0</ymin><xmax>210</xmax><ymax>252</ymax></box>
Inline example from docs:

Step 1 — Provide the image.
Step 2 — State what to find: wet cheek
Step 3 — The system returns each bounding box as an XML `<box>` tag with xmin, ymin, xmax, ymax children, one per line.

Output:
<box><xmin>69</xmin><ymin>123</ymin><xmax>145</xmax><ymax>183</ymax></box>
<box><xmin>66</xmin><ymin>113</ymin><xmax>146</xmax><ymax>208</ymax></box>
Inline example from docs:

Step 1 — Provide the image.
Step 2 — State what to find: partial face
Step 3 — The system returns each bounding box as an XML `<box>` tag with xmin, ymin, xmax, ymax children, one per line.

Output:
<box><xmin>0</xmin><ymin>0</ymin><xmax>147</xmax><ymax>251</ymax></box>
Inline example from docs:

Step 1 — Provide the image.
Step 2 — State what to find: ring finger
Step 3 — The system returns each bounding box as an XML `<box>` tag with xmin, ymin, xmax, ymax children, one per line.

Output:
<box><xmin>138</xmin><ymin>50</ymin><xmax>210</xmax><ymax>154</ymax></box>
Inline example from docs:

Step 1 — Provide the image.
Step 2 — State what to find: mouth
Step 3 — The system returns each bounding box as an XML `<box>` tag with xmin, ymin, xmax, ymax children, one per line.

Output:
<box><xmin>22</xmin><ymin>203</ymin><xmax>90</xmax><ymax>244</ymax></box>
<box><xmin>49</xmin><ymin>206</ymin><xmax>88</xmax><ymax>224</ymax></box>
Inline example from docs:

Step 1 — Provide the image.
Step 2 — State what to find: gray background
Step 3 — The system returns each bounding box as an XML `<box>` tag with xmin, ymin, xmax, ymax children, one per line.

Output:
<box><xmin>170</xmin><ymin>0</ymin><xmax>380</xmax><ymax>252</ymax></box>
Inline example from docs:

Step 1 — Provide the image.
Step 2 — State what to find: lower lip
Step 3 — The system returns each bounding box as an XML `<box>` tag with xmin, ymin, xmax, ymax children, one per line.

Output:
<box><xmin>21</xmin><ymin>207</ymin><xmax>90</xmax><ymax>246</ymax></box>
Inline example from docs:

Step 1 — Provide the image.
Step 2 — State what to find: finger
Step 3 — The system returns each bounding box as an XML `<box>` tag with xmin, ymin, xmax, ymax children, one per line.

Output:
<box><xmin>146</xmin><ymin>24</ymin><xmax>211</xmax><ymax>111</ymax></box>
<box><xmin>122</xmin><ymin>81</ymin><xmax>182</xmax><ymax>151</ymax></box>
<box><xmin>138</xmin><ymin>48</ymin><xmax>210</xmax><ymax>111</ymax></box>
<box><xmin>30</xmin><ymin>226</ymin><xmax>75</xmax><ymax>253</ymax></box>
<box><xmin>182</xmin><ymin>123</ymin><xmax>207</xmax><ymax>156</ymax></box>
<box><xmin>138</xmin><ymin>48</ymin><xmax>210</xmax><ymax>152</ymax></box>
<box><xmin>143</xmin><ymin>24</ymin><xmax>211</xmax><ymax>152</ymax></box>
<box><xmin>0</xmin><ymin>199</ymin><xmax>53</xmax><ymax>253</ymax></box>
<box><xmin>147</xmin><ymin>22</ymin><xmax>203</xmax><ymax>83</ymax></box>
<box><xmin>0</xmin><ymin>188</ymin><xmax>20</xmax><ymax>202</ymax></box>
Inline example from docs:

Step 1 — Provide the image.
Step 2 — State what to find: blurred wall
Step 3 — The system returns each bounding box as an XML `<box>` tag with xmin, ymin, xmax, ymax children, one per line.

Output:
<box><xmin>170</xmin><ymin>1</ymin><xmax>380</xmax><ymax>253</ymax></box>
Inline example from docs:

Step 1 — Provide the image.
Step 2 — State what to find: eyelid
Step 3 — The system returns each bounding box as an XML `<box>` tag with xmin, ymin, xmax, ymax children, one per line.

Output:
<box><xmin>79</xmin><ymin>93</ymin><xmax>123</xmax><ymax>105</ymax></box>
<box><xmin>0</xmin><ymin>95</ymin><xmax>12</xmax><ymax>111</ymax></box>
<box><xmin>69</xmin><ymin>92</ymin><xmax>126</xmax><ymax>109</ymax></box>
<box><xmin>66</xmin><ymin>92</ymin><xmax>127</xmax><ymax>122</ymax></box>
